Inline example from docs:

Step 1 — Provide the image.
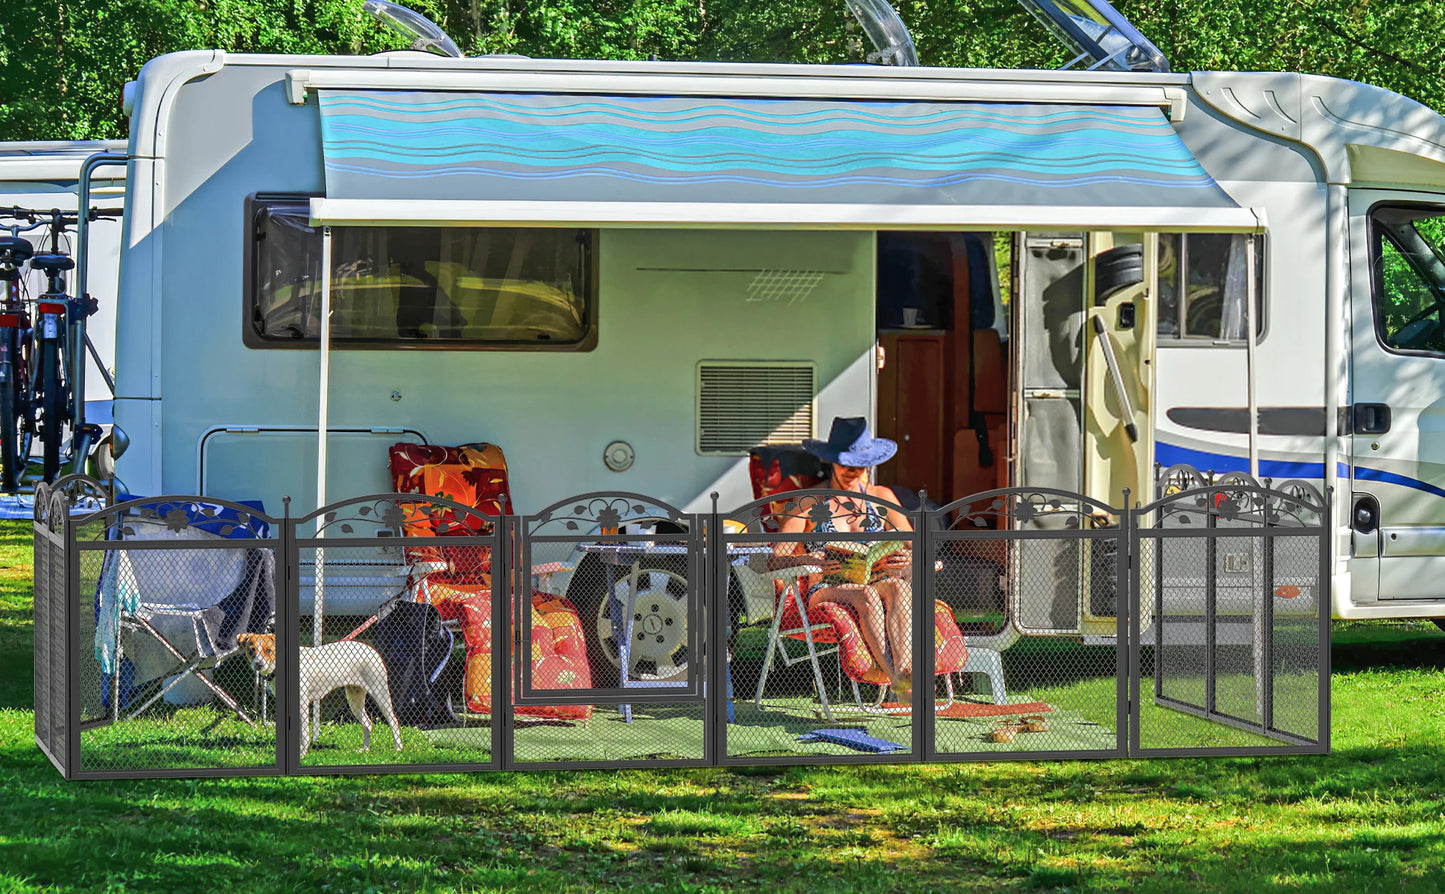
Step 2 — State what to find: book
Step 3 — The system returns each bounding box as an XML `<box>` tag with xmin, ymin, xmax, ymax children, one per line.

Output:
<box><xmin>820</xmin><ymin>540</ymin><xmax>907</xmax><ymax>585</ymax></box>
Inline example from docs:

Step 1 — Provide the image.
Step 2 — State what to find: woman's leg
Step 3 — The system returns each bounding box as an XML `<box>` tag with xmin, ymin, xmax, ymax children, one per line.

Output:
<box><xmin>807</xmin><ymin>584</ymin><xmax>899</xmax><ymax>684</ymax></box>
<box><xmin>873</xmin><ymin>578</ymin><xmax>915</xmax><ymax>680</ymax></box>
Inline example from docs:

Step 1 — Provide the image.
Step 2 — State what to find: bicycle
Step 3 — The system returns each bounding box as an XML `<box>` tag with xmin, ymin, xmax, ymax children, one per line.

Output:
<box><xmin>0</xmin><ymin>226</ymin><xmax>35</xmax><ymax>492</ymax></box>
<box><xmin>0</xmin><ymin>206</ymin><xmax>119</xmax><ymax>489</ymax></box>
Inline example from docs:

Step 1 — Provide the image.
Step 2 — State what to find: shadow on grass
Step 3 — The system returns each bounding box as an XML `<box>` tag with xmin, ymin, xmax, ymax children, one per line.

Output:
<box><xmin>2</xmin><ymin>734</ymin><xmax>1445</xmax><ymax>892</ymax></box>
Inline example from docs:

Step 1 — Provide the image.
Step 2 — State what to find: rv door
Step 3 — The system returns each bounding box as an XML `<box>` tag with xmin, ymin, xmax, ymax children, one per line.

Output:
<box><xmin>1349</xmin><ymin>193</ymin><xmax>1445</xmax><ymax>602</ymax></box>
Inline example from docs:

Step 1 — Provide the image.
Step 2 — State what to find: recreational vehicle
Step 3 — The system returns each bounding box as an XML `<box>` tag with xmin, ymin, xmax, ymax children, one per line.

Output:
<box><xmin>94</xmin><ymin>8</ymin><xmax>1445</xmax><ymax>655</ymax></box>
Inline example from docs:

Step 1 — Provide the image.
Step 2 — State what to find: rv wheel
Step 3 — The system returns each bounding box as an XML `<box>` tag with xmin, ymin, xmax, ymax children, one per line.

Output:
<box><xmin>566</xmin><ymin>553</ymin><xmax>692</xmax><ymax>689</ymax></box>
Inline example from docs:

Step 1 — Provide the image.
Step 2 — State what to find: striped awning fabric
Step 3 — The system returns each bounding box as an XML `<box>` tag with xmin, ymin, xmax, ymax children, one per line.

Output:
<box><xmin>316</xmin><ymin>90</ymin><xmax>1243</xmax><ymax>211</ymax></box>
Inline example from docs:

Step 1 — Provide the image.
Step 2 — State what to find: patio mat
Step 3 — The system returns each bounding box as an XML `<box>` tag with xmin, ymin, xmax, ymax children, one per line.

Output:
<box><xmin>870</xmin><ymin>700</ymin><xmax>1055</xmax><ymax>718</ymax></box>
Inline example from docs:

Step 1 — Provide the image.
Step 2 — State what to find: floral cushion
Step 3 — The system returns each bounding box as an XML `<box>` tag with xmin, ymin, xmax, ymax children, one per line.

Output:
<box><xmin>423</xmin><ymin>578</ymin><xmax>592</xmax><ymax>722</ymax></box>
<box><xmin>389</xmin><ymin>442</ymin><xmax>512</xmax><ymax>582</ymax></box>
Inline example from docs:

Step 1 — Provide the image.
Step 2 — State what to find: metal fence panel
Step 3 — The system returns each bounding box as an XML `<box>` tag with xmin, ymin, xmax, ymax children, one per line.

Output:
<box><xmin>290</xmin><ymin>494</ymin><xmax>504</xmax><ymax>774</ymax></box>
<box><xmin>927</xmin><ymin>489</ymin><xmax>1129</xmax><ymax>761</ymax></box>
<box><xmin>719</xmin><ymin>489</ymin><xmax>922</xmax><ymax>766</ymax></box>
<box><xmin>510</xmin><ymin>493</ymin><xmax>709</xmax><ymax>769</ymax></box>
<box><xmin>66</xmin><ymin>495</ymin><xmax>282</xmax><ymax>778</ymax></box>
<box><xmin>1131</xmin><ymin>475</ymin><xmax>1330</xmax><ymax>756</ymax></box>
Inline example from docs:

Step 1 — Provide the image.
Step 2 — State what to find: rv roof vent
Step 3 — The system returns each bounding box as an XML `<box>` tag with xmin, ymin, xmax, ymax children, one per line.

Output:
<box><xmin>697</xmin><ymin>362</ymin><xmax>816</xmax><ymax>455</ymax></box>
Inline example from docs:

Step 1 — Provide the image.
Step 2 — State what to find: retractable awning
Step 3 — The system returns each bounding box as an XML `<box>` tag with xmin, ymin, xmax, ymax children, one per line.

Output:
<box><xmin>311</xmin><ymin>90</ymin><xmax>1261</xmax><ymax>231</ymax></box>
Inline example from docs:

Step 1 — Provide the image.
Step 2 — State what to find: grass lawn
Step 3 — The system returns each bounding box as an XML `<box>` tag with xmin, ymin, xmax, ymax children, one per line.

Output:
<box><xmin>4</xmin><ymin>519</ymin><xmax>1445</xmax><ymax>891</ymax></box>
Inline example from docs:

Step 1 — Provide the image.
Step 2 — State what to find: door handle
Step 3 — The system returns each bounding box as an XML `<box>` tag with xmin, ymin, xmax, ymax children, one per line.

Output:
<box><xmin>1353</xmin><ymin>403</ymin><xmax>1391</xmax><ymax>435</ymax></box>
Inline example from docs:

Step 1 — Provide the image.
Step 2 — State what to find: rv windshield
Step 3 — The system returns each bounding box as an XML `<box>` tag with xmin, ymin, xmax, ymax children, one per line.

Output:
<box><xmin>250</xmin><ymin>202</ymin><xmax>594</xmax><ymax>348</ymax></box>
<box><xmin>1016</xmin><ymin>0</ymin><xmax>1169</xmax><ymax>72</ymax></box>
<box><xmin>1372</xmin><ymin>205</ymin><xmax>1445</xmax><ymax>354</ymax></box>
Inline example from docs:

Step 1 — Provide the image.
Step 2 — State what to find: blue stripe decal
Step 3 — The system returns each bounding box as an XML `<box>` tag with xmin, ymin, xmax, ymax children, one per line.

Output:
<box><xmin>1156</xmin><ymin>441</ymin><xmax>1445</xmax><ymax>498</ymax></box>
<box><xmin>1352</xmin><ymin>466</ymin><xmax>1445</xmax><ymax>500</ymax></box>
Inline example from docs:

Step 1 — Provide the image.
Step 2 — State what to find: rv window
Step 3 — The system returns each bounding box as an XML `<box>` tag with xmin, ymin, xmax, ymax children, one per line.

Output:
<box><xmin>1370</xmin><ymin>205</ymin><xmax>1445</xmax><ymax>355</ymax></box>
<box><xmin>1156</xmin><ymin>233</ymin><xmax>1265</xmax><ymax>342</ymax></box>
<box><xmin>249</xmin><ymin>202</ymin><xmax>595</xmax><ymax>348</ymax></box>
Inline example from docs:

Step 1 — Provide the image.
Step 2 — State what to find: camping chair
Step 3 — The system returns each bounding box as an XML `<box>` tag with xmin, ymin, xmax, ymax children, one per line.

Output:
<box><xmin>388</xmin><ymin>442</ymin><xmax>592</xmax><ymax>723</ymax></box>
<box><xmin>743</xmin><ymin>447</ymin><xmax>1004</xmax><ymax>721</ymax></box>
<box><xmin>95</xmin><ymin>499</ymin><xmax>273</xmax><ymax>728</ymax></box>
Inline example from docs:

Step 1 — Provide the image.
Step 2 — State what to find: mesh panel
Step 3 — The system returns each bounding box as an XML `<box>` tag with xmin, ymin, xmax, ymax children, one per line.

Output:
<box><xmin>724</xmin><ymin>490</ymin><xmax>918</xmax><ymax>763</ymax></box>
<box><xmin>294</xmin><ymin>526</ymin><xmax>497</xmax><ymax>770</ymax></box>
<box><xmin>1269</xmin><ymin>534</ymin><xmax>1323</xmax><ymax>742</ymax></box>
<box><xmin>511</xmin><ymin>702</ymin><xmax>708</xmax><ymax>765</ymax></box>
<box><xmin>932</xmin><ymin>534</ymin><xmax>1122</xmax><ymax>757</ymax></box>
<box><xmin>32</xmin><ymin>529</ymin><xmax>53</xmax><ymax>764</ymax></box>
<box><xmin>77</xmin><ymin>538</ymin><xmax>279</xmax><ymax>773</ymax></box>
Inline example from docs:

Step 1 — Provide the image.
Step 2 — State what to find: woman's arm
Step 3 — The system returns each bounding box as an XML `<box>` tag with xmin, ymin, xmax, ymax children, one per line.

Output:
<box><xmin>870</xmin><ymin>484</ymin><xmax>914</xmax><ymax>533</ymax></box>
<box><xmin>768</xmin><ymin>495</ymin><xmax>838</xmax><ymax>573</ymax></box>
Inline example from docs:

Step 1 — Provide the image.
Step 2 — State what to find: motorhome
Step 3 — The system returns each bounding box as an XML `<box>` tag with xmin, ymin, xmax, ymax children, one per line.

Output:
<box><xmin>98</xmin><ymin>5</ymin><xmax>1445</xmax><ymax>652</ymax></box>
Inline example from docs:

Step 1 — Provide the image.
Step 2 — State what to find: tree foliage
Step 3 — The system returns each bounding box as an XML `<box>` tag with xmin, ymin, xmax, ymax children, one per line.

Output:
<box><xmin>1</xmin><ymin>0</ymin><xmax>1443</xmax><ymax>141</ymax></box>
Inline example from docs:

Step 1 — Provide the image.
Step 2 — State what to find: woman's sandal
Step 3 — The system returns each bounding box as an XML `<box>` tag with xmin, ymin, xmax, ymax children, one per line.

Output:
<box><xmin>1019</xmin><ymin>715</ymin><xmax>1049</xmax><ymax>734</ymax></box>
<box><xmin>987</xmin><ymin>721</ymin><xmax>1017</xmax><ymax>744</ymax></box>
<box><xmin>892</xmin><ymin>675</ymin><xmax>914</xmax><ymax>707</ymax></box>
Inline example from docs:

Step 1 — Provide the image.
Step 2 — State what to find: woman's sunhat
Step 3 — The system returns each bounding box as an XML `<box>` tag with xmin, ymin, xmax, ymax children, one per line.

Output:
<box><xmin>803</xmin><ymin>416</ymin><xmax>898</xmax><ymax>467</ymax></box>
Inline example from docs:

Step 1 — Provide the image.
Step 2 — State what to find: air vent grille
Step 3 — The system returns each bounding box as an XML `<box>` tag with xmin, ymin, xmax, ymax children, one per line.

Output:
<box><xmin>697</xmin><ymin>362</ymin><xmax>815</xmax><ymax>455</ymax></box>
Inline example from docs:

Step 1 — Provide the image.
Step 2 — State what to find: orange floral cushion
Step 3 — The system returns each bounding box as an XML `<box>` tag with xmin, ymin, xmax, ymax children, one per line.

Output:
<box><xmin>389</xmin><ymin>442</ymin><xmax>512</xmax><ymax>582</ymax></box>
<box><xmin>425</xmin><ymin>579</ymin><xmax>593</xmax><ymax>722</ymax></box>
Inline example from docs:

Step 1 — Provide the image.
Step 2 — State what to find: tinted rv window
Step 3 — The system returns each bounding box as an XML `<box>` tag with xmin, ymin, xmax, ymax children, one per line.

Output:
<box><xmin>1156</xmin><ymin>233</ymin><xmax>1265</xmax><ymax>342</ymax></box>
<box><xmin>250</xmin><ymin>202</ymin><xmax>595</xmax><ymax>348</ymax></box>
<box><xmin>1370</xmin><ymin>205</ymin><xmax>1445</xmax><ymax>355</ymax></box>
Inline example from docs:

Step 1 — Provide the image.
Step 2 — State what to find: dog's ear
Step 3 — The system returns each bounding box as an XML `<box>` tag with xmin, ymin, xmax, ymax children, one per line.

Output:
<box><xmin>237</xmin><ymin>633</ymin><xmax>255</xmax><ymax>648</ymax></box>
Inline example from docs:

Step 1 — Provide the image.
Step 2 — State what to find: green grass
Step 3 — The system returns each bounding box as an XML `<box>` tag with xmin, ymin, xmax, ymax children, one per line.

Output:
<box><xmin>5</xmin><ymin>519</ymin><xmax>1445</xmax><ymax>891</ymax></box>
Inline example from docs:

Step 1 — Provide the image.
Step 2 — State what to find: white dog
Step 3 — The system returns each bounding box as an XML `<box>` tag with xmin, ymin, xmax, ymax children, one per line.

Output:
<box><xmin>237</xmin><ymin>633</ymin><xmax>403</xmax><ymax>759</ymax></box>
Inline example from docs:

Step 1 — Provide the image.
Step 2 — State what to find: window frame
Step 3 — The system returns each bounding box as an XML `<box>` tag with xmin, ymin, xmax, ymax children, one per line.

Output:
<box><xmin>1154</xmin><ymin>232</ymin><xmax>1268</xmax><ymax>347</ymax></box>
<box><xmin>1367</xmin><ymin>200</ymin><xmax>1445</xmax><ymax>360</ymax></box>
<box><xmin>242</xmin><ymin>193</ymin><xmax>599</xmax><ymax>352</ymax></box>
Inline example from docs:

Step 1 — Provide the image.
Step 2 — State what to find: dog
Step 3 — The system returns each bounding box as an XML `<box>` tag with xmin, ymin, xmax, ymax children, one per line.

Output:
<box><xmin>236</xmin><ymin>633</ymin><xmax>402</xmax><ymax>759</ymax></box>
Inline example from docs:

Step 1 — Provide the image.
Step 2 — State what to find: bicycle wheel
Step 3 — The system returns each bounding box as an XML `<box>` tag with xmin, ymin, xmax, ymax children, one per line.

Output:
<box><xmin>0</xmin><ymin>327</ymin><xmax>18</xmax><ymax>493</ymax></box>
<box><xmin>37</xmin><ymin>331</ymin><xmax>64</xmax><ymax>483</ymax></box>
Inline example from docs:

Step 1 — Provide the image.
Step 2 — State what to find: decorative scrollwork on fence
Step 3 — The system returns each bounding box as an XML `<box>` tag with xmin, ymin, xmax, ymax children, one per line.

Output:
<box><xmin>43</xmin><ymin>489</ymin><xmax>69</xmax><ymax>534</ymax></box>
<box><xmin>530</xmin><ymin>492</ymin><xmax>687</xmax><ymax>537</ymax></box>
<box><xmin>1154</xmin><ymin>483</ymin><xmax>1325</xmax><ymax>529</ymax></box>
<box><xmin>1157</xmin><ymin>463</ymin><xmax>1225</xmax><ymax>497</ymax></box>
<box><xmin>48</xmin><ymin>474</ymin><xmax>110</xmax><ymax>510</ymax></box>
<box><xmin>311</xmin><ymin>495</ymin><xmax>497</xmax><ymax>538</ymax></box>
<box><xmin>942</xmin><ymin>488</ymin><xmax>1119</xmax><ymax>532</ymax></box>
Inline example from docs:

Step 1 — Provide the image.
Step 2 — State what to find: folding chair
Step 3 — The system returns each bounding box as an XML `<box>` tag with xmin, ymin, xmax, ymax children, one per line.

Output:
<box><xmin>742</xmin><ymin>447</ymin><xmax>1004</xmax><ymax>721</ymax></box>
<box><xmin>95</xmin><ymin>500</ymin><xmax>273</xmax><ymax>728</ymax></box>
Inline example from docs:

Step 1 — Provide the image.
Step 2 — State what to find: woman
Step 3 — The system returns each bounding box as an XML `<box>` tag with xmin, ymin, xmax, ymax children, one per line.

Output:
<box><xmin>773</xmin><ymin>417</ymin><xmax>916</xmax><ymax>703</ymax></box>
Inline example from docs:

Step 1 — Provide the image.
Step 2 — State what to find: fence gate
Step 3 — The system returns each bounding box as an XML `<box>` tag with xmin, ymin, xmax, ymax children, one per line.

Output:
<box><xmin>1130</xmin><ymin>472</ymin><xmax>1331</xmax><ymax>756</ymax></box>
<box><xmin>509</xmin><ymin>493</ymin><xmax>710</xmax><ymax>770</ymax></box>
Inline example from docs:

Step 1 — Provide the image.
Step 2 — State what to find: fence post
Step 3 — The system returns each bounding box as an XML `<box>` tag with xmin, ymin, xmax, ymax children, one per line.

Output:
<box><xmin>1116</xmin><ymin>489</ymin><xmax>1132</xmax><ymax>756</ymax></box>
<box><xmin>496</xmin><ymin>513</ymin><xmax>514</xmax><ymax>770</ymax></box>
<box><xmin>63</xmin><ymin>488</ymin><xmax>79</xmax><ymax>778</ymax></box>
<box><xmin>707</xmin><ymin>492</ymin><xmax>724</xmax><ymax>766</ymax></box>
<box><xmin>278</xmin><ymin>496</ymin><xmax>297</xmax><ymax>775</ymax></box>
<box><xmin>912</xmin><ymin>491</ymin><xmax>930</xmax><ymax>761</ymax></box>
